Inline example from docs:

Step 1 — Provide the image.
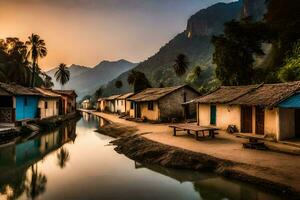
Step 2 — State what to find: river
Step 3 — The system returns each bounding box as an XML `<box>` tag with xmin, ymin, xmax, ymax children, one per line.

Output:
<box><xmin>0</xmin><ymin>113</ymin><xmax>283</xmax><ymax>200</ymax></box>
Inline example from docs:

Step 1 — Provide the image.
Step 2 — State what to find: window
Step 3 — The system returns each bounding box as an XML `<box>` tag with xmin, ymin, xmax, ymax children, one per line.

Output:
<box><xmin>24</xmin><ymin>97</ymin><xmax>28</xmax><ymax>106</ymax></box>
<box><xmin>130</xmin><ymin>102</ymin><xmax>134</xmax><ymax>109</ymax></box>
<box><xmin>45</xmin><ymin>101</ymin><xmax>48</xmax><ymax>109</ymax></box>
<box><xmin>148</xmin><ymin>101</ymin><xmax>154</xmax><ymax>110</ymax></box>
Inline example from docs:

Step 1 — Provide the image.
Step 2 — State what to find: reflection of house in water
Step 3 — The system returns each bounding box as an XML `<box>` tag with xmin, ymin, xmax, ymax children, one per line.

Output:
<box><xmin>0</xmin><ymin>120</ymin><xmax>77</xmax><ymax>199</ymax></box>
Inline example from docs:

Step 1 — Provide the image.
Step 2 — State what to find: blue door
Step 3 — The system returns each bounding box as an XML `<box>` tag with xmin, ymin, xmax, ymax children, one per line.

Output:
<box><xmin>16</xmin><ymin>96</ymin><xmax>39</xmax><ymax>121</ymax></box>
<box><xmin>210</xmin><ymin>105</ymin><xmax>216</xmax><ymax>125</ymax></box>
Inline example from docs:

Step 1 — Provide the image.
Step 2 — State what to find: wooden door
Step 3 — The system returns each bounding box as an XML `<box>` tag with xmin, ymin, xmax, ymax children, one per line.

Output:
<box><xmin>241</xmin><ymin>106</ymin><xmax>252</xmax><ymax>133</ymax></box>
<box><xmin>295</xmin><ymin>109</ymin><xmax>300</xmax><ymax>137</ymax></box>
<box><xmin>255</xmin><ymin>106</ymin><xmax>265</xmax><ymax>135</ymax></box>
<box><xmin>210</xmin><ymin>105</ymin><xmax>216</xmax><ymax>125</ymax></box>
<box><xmin>136</xmin><ymin>103</ymin><xmax>141</xmax><ymax>118</ymax></box>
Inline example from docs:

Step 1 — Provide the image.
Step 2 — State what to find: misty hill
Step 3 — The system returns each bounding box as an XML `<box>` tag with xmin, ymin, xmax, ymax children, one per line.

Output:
<box><xmin>47</xmin><ymin>60</ymin><xmax>137</xmax><ymax>99</ymax></box>
<box><xmin>101</xmin><ymin>1</ymin><xmax>244</xmax><ymax>96</ymax></box>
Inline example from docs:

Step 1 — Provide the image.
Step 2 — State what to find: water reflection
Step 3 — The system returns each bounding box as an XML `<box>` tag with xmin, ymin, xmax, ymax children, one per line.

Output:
<box><xmin>56</xmin><ymin>148</ymin><xmax>70</xmax><ymax>169</ymax></box>
<box><xmin>0</xmin><ymin>119</ymin><xmax>77</xmax><ymax>200</ymax></box>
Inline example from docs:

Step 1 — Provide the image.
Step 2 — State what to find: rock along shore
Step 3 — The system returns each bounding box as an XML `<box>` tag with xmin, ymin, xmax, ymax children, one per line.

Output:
<box><xmin>111</xmin><ymin>134</ymin><xmax>300</xmax><ymax>199</ymax></box>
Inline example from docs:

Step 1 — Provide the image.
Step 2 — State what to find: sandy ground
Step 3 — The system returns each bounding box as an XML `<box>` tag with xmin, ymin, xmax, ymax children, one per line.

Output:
<box><xmin>82</xmin><ymin>110</ymin><xmax>300</xmax><ymax>192</ymax></box>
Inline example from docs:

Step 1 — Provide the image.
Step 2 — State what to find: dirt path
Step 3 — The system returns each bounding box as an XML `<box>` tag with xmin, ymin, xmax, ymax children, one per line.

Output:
<box><xmin>82</xmin><ymin>110</ymin><xmax>300</xmax><ymax>194</ymax></box>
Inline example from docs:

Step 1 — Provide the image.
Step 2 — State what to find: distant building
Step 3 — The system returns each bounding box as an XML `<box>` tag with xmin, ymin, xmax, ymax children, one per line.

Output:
<box><xmin>115</xmin><ymin>93</ymin><xmax>134</xmax><ymax>114</ymax></box>
<box><xmin>81</xmin><ymin>99</ymin><xmax>90</xmax><ymax>109</ymax></box>
<box><xmin>52</xmin><ymin>90</ymin><xmax>77</xmax><ymax>114</ymax></box>
<box><xmin>127</xmin><ymin>85</ymin><xmax>200</xmax><ymax>122</ymax></box>
<box><xmin>35</xmin><ymin>87</ymin><xmax>61</xmax><ymax>119</ymax></box>
<box><xmin>194</xmin><ymin>81</ymin><xmax>300</xmax><ymax>141</ymax></box>
<box><xmin>105</xmin><ymin>95</ymin><xmax>121</xmax><ymax>113</ymax></box>
<box><xmin>97</xmin><ymin>97</ymin><xmax>107</xmax><ymax>112</ymax></box>
<box><xmin>0</xmin><ymin>82</ymin><xmax>41</xmax><ymax>123</ymax></box>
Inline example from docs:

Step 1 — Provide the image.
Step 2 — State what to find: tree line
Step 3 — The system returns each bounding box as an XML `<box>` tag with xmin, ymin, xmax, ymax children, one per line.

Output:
<box><xmin>0</xmin><ymin>34</ymin><xmax>71</xmax><ymax>89</ymax></box>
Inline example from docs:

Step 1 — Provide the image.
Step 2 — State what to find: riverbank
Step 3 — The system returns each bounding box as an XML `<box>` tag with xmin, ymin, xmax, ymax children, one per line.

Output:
<box><xmin>0</xmin><ymin>112</ymin><xmax>81</xmax><ymax>145</ymax></box>
<box><xmin>81</xmin><ymin>110</ymin><xmax>300</xmax><ymax>198</ymax></box>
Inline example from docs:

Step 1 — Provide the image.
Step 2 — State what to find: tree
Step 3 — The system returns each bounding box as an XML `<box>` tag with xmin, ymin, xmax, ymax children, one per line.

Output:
<box><xmin>54</xmin><ymin>63</ymin><xmax>70</xmax><ymax>89</ymax></box>
<box><xmin>115</xmin><ymin>80</ymin><xmax>123</xmax><ymax>89</ymax></box>
<box><xmin>193</xmin><ymin>66</ymin><xmax>202</xmax><ymax>78</ymax></box>
<box><xmin>212</xmin><ymin>19</ymin><xmax>271</xmax><ymax>85</ymax></box>
<box><xmin>42</xmin><ymin>74</ymin><xmax>54</xmax><ymax>88</ymax></box>
<box><xmin>173</xmin><ymin>54</ymin><xmax>189</xmax><ymax>77</ymax></box>
<box><xmin>127</xmin><ymin>70</ymin><xmax>151</xmax><ymax>93</ymax></box>
<box><xmin>278</xmin><ymin>40</ymin><xmax>300</xmax><ymax>82</ymax></box>
<box><xmin>264</xmin><ymin>0</ymin><xmax>300</xmax><ymax>68</ymax></box>
<box><xmin>95</xmin><ymin>87</ymin><xmax>103</xmax><ymax>99</ymax></box>
<box><xmin>56</xmin><ymin>147</ymin><xmax>70</xmax><ymax>169</ymax></box>
<box><xmin>26</xmin><ymin>34</ymin><xmax>47</xmax><ymax>87</ymax></box>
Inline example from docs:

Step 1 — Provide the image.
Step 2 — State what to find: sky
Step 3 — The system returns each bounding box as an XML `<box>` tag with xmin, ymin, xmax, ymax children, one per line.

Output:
<box><xmin>0</xmin><ymin>0</ymin><xmax>233</xmax><ymax>70</ymax></box>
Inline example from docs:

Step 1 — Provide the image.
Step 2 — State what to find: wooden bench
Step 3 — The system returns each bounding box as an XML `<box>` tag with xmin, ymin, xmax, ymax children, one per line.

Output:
<box><xmin>169</xmin><ymin>124</ymin><xmax>219</xmax><ymax>140</ymax></box>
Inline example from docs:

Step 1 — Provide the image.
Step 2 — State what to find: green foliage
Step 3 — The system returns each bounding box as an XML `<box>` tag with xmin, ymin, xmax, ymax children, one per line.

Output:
<box><xmin>26</xmin><ymin>34</ymin><xmax>47</xmax><ymax>87</ymax></box>
<box><xmin>264</xmin><ymin>0</ymin><xmax>300</xmax><ymax>68</ymax></box>
<box><xmin>94</xmin><ymin>87</ymin><xmax>103</xmax><ymax>99</ymax></box>
<box><xmin>173</xmin><ymin>54</ymin><xmax>189</xmax><ymax>77</ymax></box>
<box><xmin>278</xmin><ymin>40</ymin><xmax>300</xmax><ymax>82</ymax></box>
<box><xmin>55</xmin><ymin>63</ymin><xmax>70</xmax><ymax>89</ymax></box>
<box><xmin>127</xmin><ymin>70</ymin><xmax>151</xmax><ymax>93</ymax></box>
<box><xmin>115</xmin><ymin>80</ymin><xmax>123</xmax><ymax>89</ymax></box>
<box><xmin>42</xmin><ymin>74</ymin><xmax>54</xmax><ymax>88</ymax></box>
<box><xmin>0</xmin><ymin>37</ymin><xmax>45</xmax><ymax>86</ymax></box>
<box><xmin>212</xmin><ymin>19</ymin><xmax>271</xmax><ymax>85</ymax></box>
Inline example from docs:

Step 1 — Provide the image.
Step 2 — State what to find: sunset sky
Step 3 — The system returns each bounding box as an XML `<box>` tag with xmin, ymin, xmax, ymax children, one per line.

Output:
<box><xmin>0</xmin><ymin>0</ymin><xmax>232</xmax><ymax>70</ymax></box>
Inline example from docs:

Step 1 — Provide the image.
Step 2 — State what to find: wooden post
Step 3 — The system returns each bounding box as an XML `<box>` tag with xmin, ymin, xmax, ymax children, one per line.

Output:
<box><xmin>195</xmin><ymin>131</ymin><xmax>198</xmax><ymax>140</ymax></box>
<box><xmin>187</xmin><ymin>130</ymin><xmax>191</xmax><ymax>135</ymax></box>
<box><xmin>173</xmin><ymin>127</ymin><xmax>176</xmax><ymax>136</ymax></box>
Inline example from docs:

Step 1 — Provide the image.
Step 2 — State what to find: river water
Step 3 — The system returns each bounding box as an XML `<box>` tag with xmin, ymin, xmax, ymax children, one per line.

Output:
<box><xmin>0</xmin><ymin>113</ymin><xmax>282</xmax><ymax>200</ymax></box>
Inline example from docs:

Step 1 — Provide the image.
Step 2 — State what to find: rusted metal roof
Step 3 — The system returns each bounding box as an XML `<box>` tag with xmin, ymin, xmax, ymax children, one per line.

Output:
<box><xmin>35</xmin><ymin>87</ymin><xmax>61</xmax><ymax>98</ymax></box>
<box><xmin>0</xmin><ymin>82</ymin><xmax>42</xmax><ymax>96</ymax></box>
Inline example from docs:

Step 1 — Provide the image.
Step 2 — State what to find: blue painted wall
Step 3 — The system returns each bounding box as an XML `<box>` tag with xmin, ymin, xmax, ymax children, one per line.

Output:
<box><xmin>279</xmin><ymin>93</ymin><xmax>300</xmax><ymax>109</ymax></box>
<box><xmin>15</xmin><ymin>96</ymin><xmax>39</xmax><ymax>121</ymax></box>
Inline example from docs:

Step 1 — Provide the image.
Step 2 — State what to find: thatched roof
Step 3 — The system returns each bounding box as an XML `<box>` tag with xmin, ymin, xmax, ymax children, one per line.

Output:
<box><xmin>116</xmin><ymin>93</ymin><xmax>134</xmax><ymax>100</ymax></box>
<box><xmin>194</xmin><ymin>85</ymin><xmax>261</xmax><ymax>104</ymax></box>
<box><xmin>0</xmin><ymin>82</ymin><xmax>41</xmax><ymax>96</ymax></box>
<box><xmin>0</xmin><ymin>87</ymin><xmax>11</xmax><ymax>96</ymax></box>
<box><xmin>35</xmin><ymin>87</ymin><xmax>61</xmax><ymax>98</ymax></box>
<box><xmin>230</xmin><ymin>81</ymin><xmax>300</xmax><ymax>107</ymax></box>
<box><xmin>53</xmin><ymin>90</ymin><xmax>77</xmax><ymax>97</ymax></box>
<box><xmin>106</xmin><ymin>94</ymin><xmax>121</xmax><ymax>101</ymax></box>
<box><xmin>128</xmin><ymin>85</ymin><xmax>196</xmax><ymax>102</ymax></box>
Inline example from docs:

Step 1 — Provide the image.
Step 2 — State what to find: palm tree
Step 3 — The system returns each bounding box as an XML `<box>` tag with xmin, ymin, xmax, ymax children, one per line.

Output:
<box><xmin>54</xmin><ymin>63</ymin><xmax>70</xmax><ymax>89</ymax></box>
<box><xmin>173</xmin><ymin>54</ymin><xmax>189</xmax><ymax>77</ymax></box>
<box><xmin>26</xmin><ymin>34</ymin><xmax>47</xmax><ymax>87</ymax></box>
<box><xmin>127</xmin><ymin>70</ymin><xmax>151</xmax><ymax>93</ymax></box>
<box><xmin>115</xmin><ymin>80</ymin><xmax>123</xmax><ymax>89</ymax></box>
<box><xmin>25</xmin><ymin>164</ymin><xmax>47</xmax><ymax>200</ymax></box>
<box><xmin>56</xmin><ymin>147</ymin><xmax>70</xmax><ymax>168</ymax></box>
<box><xmin>193</xmin><ymin>66</ymin><xmax>202</xmax><ymax>78</ymax></box>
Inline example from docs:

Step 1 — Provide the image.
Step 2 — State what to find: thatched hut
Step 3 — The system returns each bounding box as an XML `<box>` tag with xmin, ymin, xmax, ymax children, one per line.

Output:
<box><xmin>194</xmin><ymin>81</ymin><xmax>300</xmax><ymax>141</ymax></box>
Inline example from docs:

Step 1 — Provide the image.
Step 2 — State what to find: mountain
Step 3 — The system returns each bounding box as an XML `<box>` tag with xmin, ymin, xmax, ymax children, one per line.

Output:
<box><xmin>101</xmin><ymin>1</ymin><xmax>244</xmax><ymax>96</ymax></box>
<box><xmin>47</xmin><ymin>60</ymin><xmax>137</xmax><ymax>100</ymax></box>
<box><xmin>47</xmin><ymin>64</ymin><xmax>90</xmax><ymax>88</ymax></box>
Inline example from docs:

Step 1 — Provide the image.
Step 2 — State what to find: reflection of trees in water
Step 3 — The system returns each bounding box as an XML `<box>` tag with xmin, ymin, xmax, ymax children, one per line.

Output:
<box><xmin>57</xmin><ymin>147</ymin><xmax>70</xmax><ymax>168</ymax></box>
<box><xmin>25</xmin><ymin>164</ymin><xmax>47</xmax><ymax>200</ymax></box>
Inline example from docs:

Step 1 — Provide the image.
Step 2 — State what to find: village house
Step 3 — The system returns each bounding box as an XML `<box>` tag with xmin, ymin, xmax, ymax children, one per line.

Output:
<box><xmin>105</xmin><ymin>95</ymin><xmax>121</xmax><ymax>113</ymax></box>
<box><xmin>97</xmin><ymin>97</ymin><xmax>107</xmax><ymax>112</ymax></box>
<box><xmin>194</xmin><ymin>81</ymin><xmax>300</xmax><ymax>141</ymax></box>
<box><xmin>115</xmin><ymin>93</ymin><xmax>134</xmax><ymax>114</ymax></box>
<box><xmin>0</xmin><ymin>82</ymin><xmax>41</xmax><ymax>123</ymax></box>
<box><xmin>127</xmin><ymin>85</ymin><xmax>200</xmax><ymax>122</ymax></box>
<box><xmin>35</xmin><ymin>87</ymin><xmax>61</xmax><ymax>119</ymax></box>
<box><xmin>81</xmin><ymin>99</ymin><xmax>91</xmax><ymax>109</ymax></box>
<box><xmin>52</xmin><ymin>90</ymin><xmax>77</xmax><ymax>115</ymax></box>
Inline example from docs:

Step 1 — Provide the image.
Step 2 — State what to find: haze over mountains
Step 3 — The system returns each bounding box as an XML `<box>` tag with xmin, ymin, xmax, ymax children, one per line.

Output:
<box><xmin>47</xmin><ymin>0</ymin><xmax>266</xmax><ymax>99</ymax></box>
<box><xmin>100</xmin><ymin>0</ymin><xmax>266</xmax><ymax>96</ymax></box>
<box><xmin>47</xmin><ymin>60</ymin><xmax>137</xmax><ymax>99</ymax></box>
